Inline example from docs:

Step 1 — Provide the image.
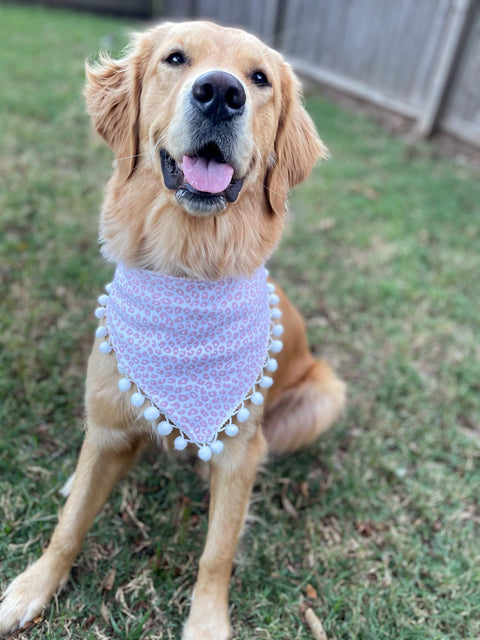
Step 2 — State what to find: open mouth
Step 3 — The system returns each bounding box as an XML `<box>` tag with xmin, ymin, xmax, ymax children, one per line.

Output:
<box><xmin>160</xmin><ymin>144</ymin><xmax>244</xmax><ymax>215</ymax></box>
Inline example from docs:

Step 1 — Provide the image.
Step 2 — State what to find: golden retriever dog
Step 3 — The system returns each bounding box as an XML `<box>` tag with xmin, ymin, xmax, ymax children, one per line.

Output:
<box><xmin>0</xmin><ymin>21</ymin><xmax>345</xmax><ymax>639</ymax></box>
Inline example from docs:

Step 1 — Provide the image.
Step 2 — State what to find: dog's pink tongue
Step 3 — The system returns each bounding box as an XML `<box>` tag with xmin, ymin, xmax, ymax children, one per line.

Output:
<box><xmin>182</xmin><ymin>155</ymin><xmax>234</xmax><ymax>194</ymax></box>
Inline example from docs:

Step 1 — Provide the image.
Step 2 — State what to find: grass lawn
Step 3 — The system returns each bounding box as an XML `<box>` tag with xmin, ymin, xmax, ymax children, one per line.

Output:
<box><xmin>1</xmin><ymin>5</ymin><xmax>479</xmax><ymax>639</ymax></box>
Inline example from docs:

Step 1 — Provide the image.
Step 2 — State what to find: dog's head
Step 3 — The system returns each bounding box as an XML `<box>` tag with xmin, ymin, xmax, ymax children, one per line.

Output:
<box><xmin>85</xmin><ymin>22</ymin><xmax>326</xmax><ymax>278</ymax></box>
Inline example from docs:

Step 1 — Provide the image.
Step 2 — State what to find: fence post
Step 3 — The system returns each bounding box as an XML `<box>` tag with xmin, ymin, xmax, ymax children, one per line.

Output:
<box><xmin>415</xmin><ymin>0</ymin><xmax>474</xmax><ymax>139</ymax></box>
<box><xmin>262</xmin><ymin>0</ymin><xmax>280</xmax><ymax>44</ymax></box>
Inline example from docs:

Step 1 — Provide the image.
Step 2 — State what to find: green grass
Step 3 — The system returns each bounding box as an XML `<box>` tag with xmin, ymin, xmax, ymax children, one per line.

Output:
<box><xmin>1</xmin><ymin>5</ymin><xmax>479</xmax><ymax>639</ymax></box>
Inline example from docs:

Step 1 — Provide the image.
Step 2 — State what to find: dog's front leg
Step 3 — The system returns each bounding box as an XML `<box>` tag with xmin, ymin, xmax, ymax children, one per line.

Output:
<box><xmin>183</xmin><ymin>424</ymin><xmax>267</xmax><ymax>640</ymax></box>
<box><xmin>0</xmin><ymin>432</ymin><xmax>142</xmax><ymax>636</ymax></box>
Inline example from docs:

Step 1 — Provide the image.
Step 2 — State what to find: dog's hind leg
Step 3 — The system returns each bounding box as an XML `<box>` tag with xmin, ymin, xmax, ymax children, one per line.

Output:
<box><xmin>0</xmin><ymin>432</ymin><xmax>142</xmax><ymax>635</ymax></box>
<box><xmin>262</xmin><ymin>283</ymin><xmax>346</xmax><ymax>454</ymax></box>
<box><xmin>263</xmin><ymin>358</ymin><xmax>346</xmax><ymax>454</ymax></box>
<box><xmin>182</xmin><ymin>422</ymin><xmax>267</xmax><ymax>640</ymax></box>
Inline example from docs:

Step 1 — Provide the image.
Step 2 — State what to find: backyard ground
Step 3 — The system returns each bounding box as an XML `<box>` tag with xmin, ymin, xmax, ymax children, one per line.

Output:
<box><xmin>0</xmin><ymin>5</ymin><xmax>479</xmax><ymax>640</ymax></box>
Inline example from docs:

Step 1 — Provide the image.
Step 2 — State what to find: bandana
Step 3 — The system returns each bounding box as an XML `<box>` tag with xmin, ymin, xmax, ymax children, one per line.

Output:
<box><xmin>94</xmin><ymin>263</ymin><xmax>283</xmax><ymax>459</ymax></box>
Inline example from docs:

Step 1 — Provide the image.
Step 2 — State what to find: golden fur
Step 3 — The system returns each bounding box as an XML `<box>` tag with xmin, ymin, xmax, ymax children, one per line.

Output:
<box><xmin>0</xmin><ymin>22</ymin><xmax>345</xmax><ymax>639</ymax></box>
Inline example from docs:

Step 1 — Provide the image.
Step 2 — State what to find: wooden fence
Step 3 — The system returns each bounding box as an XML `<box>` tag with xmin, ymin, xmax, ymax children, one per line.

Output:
<box><xmin>15</xmin><ymin>0</ymin><xmax>480</xmax><ymax>148</ymax></box>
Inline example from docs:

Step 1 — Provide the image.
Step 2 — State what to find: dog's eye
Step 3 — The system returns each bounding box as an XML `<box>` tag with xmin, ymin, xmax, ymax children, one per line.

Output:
<box><xmin>164</xmin><ymin>51</ymin><xmax>186</xmax><ymax>66</ymax></box>
<box><xmin>251</xmin><ymin>70</ymin><xmax>270</xmax><ymax>87</ymax></box>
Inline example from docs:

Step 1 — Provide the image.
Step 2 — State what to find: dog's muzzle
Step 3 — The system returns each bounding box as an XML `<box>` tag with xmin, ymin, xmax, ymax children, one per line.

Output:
<box><xmin>160</xmin><ymin>71</ymin><xmax>247</xmax><ymax>216</ymax></box>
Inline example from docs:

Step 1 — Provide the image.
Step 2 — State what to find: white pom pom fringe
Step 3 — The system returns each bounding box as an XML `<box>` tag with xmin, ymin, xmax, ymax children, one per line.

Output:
<box><xmin>270</xmin><ymin>340</ymin><xmax>283</xmax><ymax>353</ymax></box>
<box><xmin>272</xmin><ymin>324</ymin><xmax>284</xmax><ymax>337</ymax></box>
<box><xmin>198</xmin><ymin>445</ymin><xmax>212</xmax><ymax>461</ymax></box>
<box><xmin>118</xmin><ymin>378</ymin><xmax>131</xmax><ymax>392</ymax></box>
<box><xmin>251</xmin><ymin>391</ymin><xmax>264</xmax><ymax>405</ymax></box>
<box><xmin>130</xmin><ymin>392</ymin><xmax>145</xmax><ymax>408</ymax></box>
<box><xmin>174</xmin><ymin>435</ymin><xmax>188</xmax><ymax>450</ymax></box>
<box><xmin>210</xmin><ymin>440</ymin><xmax>224</xmax><ymax>455</ymax></box>
<box><xmin>266</xmin><ymin>358</ymin><xmax>278</xmax><ymax>372</ymax></box>
<box><xmin>99</xmin><ymin>341</ymin><xmax>112</xmax><ymax>354</ymax></box>
<box><xmin>157</xmin><ymin>420</ymin><xmax>173</xmax><ymax>436</ymax></box>
<box><xmin>260</xmin><ymin>376</ymin><xmax>273</xmax><ymax>388</ymax></box>
<box><xmin>225</xmin><ymin>424</ymin><xmax>239</xmax><ymax>437</ymax></box>
<box><xmin>237</xmin><ymin>407</ymin><xmax>250</xmax><ymax>422</ymax></box>
<box><xmin>144</xmin><ymin>406</ymin><xmax>160</xmax><ymax>421</ymax></box>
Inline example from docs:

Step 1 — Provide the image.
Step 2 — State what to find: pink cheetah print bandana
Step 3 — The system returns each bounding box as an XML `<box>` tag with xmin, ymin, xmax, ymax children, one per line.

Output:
<box><xmin>94</xmin><ymin>263</ymin><xmax>283</xmax><ymax>459</ymax></box>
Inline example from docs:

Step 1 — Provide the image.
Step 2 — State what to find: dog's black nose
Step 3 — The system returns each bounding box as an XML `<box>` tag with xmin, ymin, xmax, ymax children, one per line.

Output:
<box><xmin>191</xmin><ymin>71</ymin><xmax>246</xmax><ymax>122</ymax></box>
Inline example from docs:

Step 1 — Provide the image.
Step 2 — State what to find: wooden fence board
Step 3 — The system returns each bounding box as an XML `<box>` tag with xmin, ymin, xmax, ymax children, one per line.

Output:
<box><xmin>416</xmin><ymin>0</ymin><xmax>474</xmax><ymax>138</ymax></box>
<box><xmin>411</xmin><ymin>0</ymin><xmax>451</xmax><ymax>105</ymax></box>
<box><xmin>442</xmin><ymin>2</ymin><xmax>480</xmax><ymax>128</ymax></box>
<box><xmin>289</xmin><ymin>55</ymin><xmax>421</xmax><ymax>119</ymax></box>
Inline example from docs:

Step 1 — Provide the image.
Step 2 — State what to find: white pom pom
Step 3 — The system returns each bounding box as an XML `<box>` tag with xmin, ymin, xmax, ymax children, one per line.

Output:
<box><xmin>96</xmin><ymin>326</ymin><xmax>108</xmax><ymax>339</ymax></box>
<box><xmin>266</xmin><ymin>358</ymin><xmax>278</xmax><ymax>372</ymax></box>
<box><xmin>174</xmin><ymin>435</ymin><xmax>188</xmax><ymax>450</ymax></box>
<box><xmin>95</xmin><ymin>307</ymin><xmax>106</xmax><ymax>319</ymax></box>
<box><xmin>210</xmin><ymin>440</ymin><xmax>224</xmax><ymax>455</ymax></box>
<box><xmin>265</xmin><ymin>268</ymin><xmax>270</xmax><ymax>276</ymax></box>
<box><xmin>272</xmin><ymin>324</ymin><xmax>284</xmax><ymax>337</ymax></box>
<box><xmin>198</xmin><ymin>445</ymin><xmax>212</xmax><ymax>461</ymax></box>
<box><xmin>99</xmin><ymin>341</ymin><xmax>112</xmax><ymax>354</ymax></box>
<box><xmin>225</xmin><ymin>424</ymin><xmax>239</xmax><ymax>437</ymax></box>
<box><xmin>260</xmin><ymin>376</ymin><xmax>273</xmax><ymax>388</ymax></box>
<box><xmin>251</xmin><ymin>391</ymin><xmax>264</xmax><ymax>405</ymax></box>
<box><xmin>267</xmin><ymin>282</ymin><xmax>276</xmax><ymax>293</ymax></box>
<box><xmin>105</xmin><ymin>283</ymin><xmax>113</xmax><ymax>293</ymax></box>
<box><xmin>131</xmin><ymin>392</ymin><xmax>145</xmax><ymax>408</ymax></box>
<box><xmin>157</xmin><ymin>420</ymin><xmax>173</xmax><ymax>436</ymax></box>
<box><xmin>97</xmin><ymin>294</ymin><xmax>109</xmax><ymax>306</ymax></box>
<box><xmin>237</xmin><ymin>407</ymin><xmax>250</xmax><ymax>422</ymax></box>
<box><xmin>271</xmin><ymin>307</ymin><xmax>282</xmax><ymax>319</ymax></box>
<box><xmin>118</xmin><ymin>378</ymin><xmax>131</xmax><ymax>392</ymax></box>
<box><xmin>269</xmin><ymin>293</ymin><xmax>280</xmax><ymax>306</ymax></box>
<box><xmin>270</xmin><ymin>340</ymin><xmax>283</xmax><ymax>353</ymax></box>
<box><xmin>144</xmin><ymin>406</ymin><xmax>160</xmax><ymax>421</ymax></box>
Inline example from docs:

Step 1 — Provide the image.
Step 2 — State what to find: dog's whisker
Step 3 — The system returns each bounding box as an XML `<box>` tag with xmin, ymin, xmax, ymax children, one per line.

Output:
<box><xmin>250</xmin><ymin>139</ymin><xmax>262</xmax><ymax>161</ymax></box>
<box><xmin>150</xmin><ymin>129</ymin><xmax>168</xmax><ymax>164</ymax></box>
<box><xmin>116</xmin><ymin>152</ymin><xmax>144</xmax><ymax>162</ymax></box>
<box><xmin>263</xmin><ymin>185</ymin><xmax>288</xmax><ymax>199</ymax></box>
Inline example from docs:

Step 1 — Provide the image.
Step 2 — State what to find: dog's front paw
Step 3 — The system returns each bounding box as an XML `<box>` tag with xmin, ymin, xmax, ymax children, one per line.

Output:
<box><xmin>182</xmin><ymin>613</ymin><xmax>231</xmax><ymax>640</ymax></box>
<box><xmin>0</xmin><ymin>557</ymin><xmax>69</xmax><ymax>636</ymax></box>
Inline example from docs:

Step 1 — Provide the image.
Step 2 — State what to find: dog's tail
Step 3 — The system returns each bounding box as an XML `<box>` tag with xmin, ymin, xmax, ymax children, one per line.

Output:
<box><xmin>262</xmin><ymin>359</ymin><xmax>346</xmax><ymax>455</ymax></box>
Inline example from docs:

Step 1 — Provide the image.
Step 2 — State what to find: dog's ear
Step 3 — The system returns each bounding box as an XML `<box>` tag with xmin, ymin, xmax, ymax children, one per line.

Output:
<box><xmin>265</xmin><ymin>63</ymin><xmax>327</xmax><ymax>216</ymax></box>
<box><xmin>85</xmin><ymin>34</ymin><xmax>152</xmax><ymax>181</ymax></box>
